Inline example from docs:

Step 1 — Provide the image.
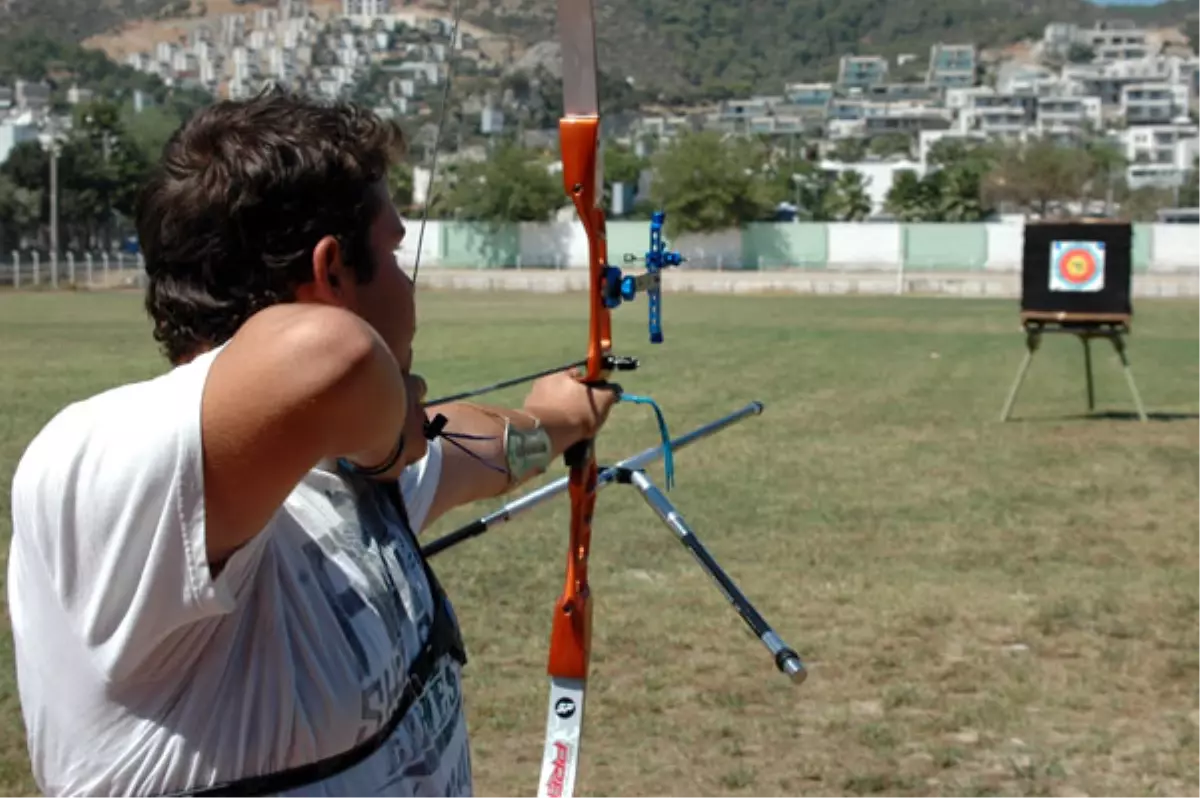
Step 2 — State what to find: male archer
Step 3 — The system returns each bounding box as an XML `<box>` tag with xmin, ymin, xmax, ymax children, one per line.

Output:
<box><xmin>6</xmin><ymin>88</ymin><xmax>618</xmax><ymax>796</ymax></box>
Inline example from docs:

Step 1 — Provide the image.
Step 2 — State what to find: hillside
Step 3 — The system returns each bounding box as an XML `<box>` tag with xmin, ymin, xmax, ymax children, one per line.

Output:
<box><xmin>1</xmin><ymin>0</ymin><xmax>1195</xmax><ymax>101</ymax></box>
<box><xmin>456</xmin><ymin>0</ymin><xmax>1195</xmax><ymax>100</ymax></box>
<box><xmin>0</xmin><ymin>0</ymin><xmax>181</xmax><ymax>41</ymax></box>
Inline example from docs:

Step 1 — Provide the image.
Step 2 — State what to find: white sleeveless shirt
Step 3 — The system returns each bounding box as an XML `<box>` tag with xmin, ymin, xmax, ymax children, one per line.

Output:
<box><xmin>7</xmin><ymin>347</ymin><xmax>472</xmax><ymax>796</ymax></box>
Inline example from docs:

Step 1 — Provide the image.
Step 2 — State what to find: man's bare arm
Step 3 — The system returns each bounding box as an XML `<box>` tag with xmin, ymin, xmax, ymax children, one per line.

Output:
<box><xmin>200</xmin><ymin>303</ymin><xmax>408</xmax><ymax>567</ymax></box>
<box><xmin>418</xmin><ymin>402</ymin><xmax>574</xmax><ymax>526</ymax></box>
<box><xmin>418</xmin><ymin>372</ymin><xmax>618</xmax><ymax>529</ymax></box>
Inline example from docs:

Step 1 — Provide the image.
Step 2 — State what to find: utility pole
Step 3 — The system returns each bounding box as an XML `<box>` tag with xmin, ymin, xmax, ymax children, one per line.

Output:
<box><xmin>49</xmin><ymin>140</ymin><xmax>59</xmax><ymax>289</ymax></box>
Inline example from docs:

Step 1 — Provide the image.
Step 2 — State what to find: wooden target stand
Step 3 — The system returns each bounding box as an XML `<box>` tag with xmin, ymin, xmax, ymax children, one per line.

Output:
<box><xmin>999</xmin><ymin>310</ymin><xmax>1148</xmax><ymax>423</ymax></box>
<box><xmin>1000</xmin><ymin>219</ymin><xmax>1149</xmax><ymax>423</ymax></box>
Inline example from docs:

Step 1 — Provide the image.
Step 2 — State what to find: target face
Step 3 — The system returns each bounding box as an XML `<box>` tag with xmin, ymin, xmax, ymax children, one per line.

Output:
<box><xmin>1049</xmin><ymin>240</ymin><xmax>1105</xmax><ymax>293</ymax></box>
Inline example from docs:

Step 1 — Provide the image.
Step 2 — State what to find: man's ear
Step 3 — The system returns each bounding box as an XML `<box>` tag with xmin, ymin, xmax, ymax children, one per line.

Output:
<box><xmin>300</xmin><ymin>235</ymin><xmax>348</xmax><ymax>304</ymax></box>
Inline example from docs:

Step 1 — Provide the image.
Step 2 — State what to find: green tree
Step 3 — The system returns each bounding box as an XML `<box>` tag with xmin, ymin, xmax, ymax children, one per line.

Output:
<box><xmin>605</xmin><ymin>142</ymin><xmax>646</xmax><ymax>188</ymax></box>
<box><xmin>445</xmin><ymin>141</ymin><xmax>561</xmax><ymax>223</ymax></box>
<box><xmin>830</xmin><ymin>137</ymin><xmax>867</xmax><ymax>163</ymax></box>
<box><xmin>120</xmin><ymin>104</ymin><xmax>185</xmax><ymax>162</ymax></box>
<box><xmin>927</xmin><ymin>136</ymin><xmax>992</xmax><ymax>171</ymax></box>
<box><xmin>0</xmin><ymin>140</ymin><xmax>49</xmax><ymax>191</ymax></box>
<box><xmin>76</xmin><ymin>100</ymin><xmax>152</xmax><ymax>220</ymax></box>
<box><xmin>792</xmin><ymin>165</ymin><xmax>835</xmax><ymax>221</ymax></box>
<box><xmin>1179</xmin><ymin>157</ymin><xmax>1199</xmax><ymax>208</ymax></box>
<box><xmin>886</xmin><ymin>162</ymin><xmax>991</xmax><ymax>222</ymax></box>
<box><xmin>0</xmin><ymin>173</ymin><xmax>43</xmax><ymax>250</ymax></box>
<box><xmin>884</xmin><ymin>169</ymin><xmax>930</xmax><ymax>220</ymax></box>
<box><xmin>1118</xmin><ymin>186</ymin><xmax>1176</xmax><ymax>221</ymax></box>
<box><xmin>983</xmin><ymin>137</ymin><xmax>1091</xmax><ymax>217</ymax></box>
<box><xmin>604</xmin><ymin>142</ymin><xmax>648</xmax><ymax>214</ymax></box>
<box><xmin>823</xmin><ymin>170</ymin><xmax>872</xmax><ymax>220</ymax></box>
<box><xmin>0</xmin><ymin>100</ymin><xmax>155</xmax><ymax>254</ymax></box>
<box><xmin>1066</xmin><ymin>43</ymin><xmax>1095</xmax><ymax>63</ymax></box>
<box><xmin>869</xmin><ymin>133</ymin><xmax>913</xmax><ymax>160</ymax></box>
<box><xmin>1082</xmin><ymin>138</ymin><xmax>1127</xmax><ymax>215</ymax></box>
<box><xmin>647</xmin><ymin>130</ymin><xmax>775</xmax><ymax>233</ymax></box>
<box><xmin>758</xmin><ymin>149</ymin><xmax>834</xmax><ymax>220</ymax></box>
<box><xmin>388</xmin><ymin>162</ymin><xmax>415</xmax><ymax>211</ymax></box>
<box><xmin>932</xmin><ymin>165</ymin><xmax>989</xmax><ymax>221</ymax></box>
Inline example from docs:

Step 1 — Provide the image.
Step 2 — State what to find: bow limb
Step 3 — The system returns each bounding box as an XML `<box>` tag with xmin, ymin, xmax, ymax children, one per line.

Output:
<box><xmin>537</xmin><ymin>2</ymin><xmax>605</xmax><ymax>797</ymax></box>
<box><xmin>557</xmin><ymin>0</ymin><xmax>611</xmax><ymax>385</ymax></box>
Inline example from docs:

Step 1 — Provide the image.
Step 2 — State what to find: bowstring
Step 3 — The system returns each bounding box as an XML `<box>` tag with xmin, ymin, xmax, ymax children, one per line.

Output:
<box><xmin>409</xmin><ymin>0</ymin><xmax>464</xmax><ymax>288</ymax></box>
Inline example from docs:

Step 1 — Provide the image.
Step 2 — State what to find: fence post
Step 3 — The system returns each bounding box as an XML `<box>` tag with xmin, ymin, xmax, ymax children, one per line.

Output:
<box><xmin>86</xmin><ymin>252</ymin><xmax>94</xmax><ymax>286</ymax></box>
<box><xmin>32</xmin><ymin>251</ymin><xmax>40</xmax><ymax>286</ymax></box>
<box><xmin>102</xmin><ymin>251</ymin><xmax>110</xmax><ymax>285</ymax></box>
<box><xmin>11</xmin><ymin>250</ymin><xmax>18</xmax><ymax>289</ymax></box>
<box><xmin>67</xmin><ymin>251</ymin><xmax>76</xmax><ymax>285</ymax></box>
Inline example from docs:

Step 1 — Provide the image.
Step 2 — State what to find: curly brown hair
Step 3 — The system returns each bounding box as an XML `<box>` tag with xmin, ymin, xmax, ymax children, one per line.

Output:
<box><xmin>136</xmin><ymin>86</ymin><xmax>406</xmax><ymax>364</ymax></box>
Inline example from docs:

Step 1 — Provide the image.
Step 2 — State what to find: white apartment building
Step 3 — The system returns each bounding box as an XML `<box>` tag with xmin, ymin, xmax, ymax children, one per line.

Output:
<box><xmin>631</xmin><ymin>114</ymin><xmax>695</xmax><ymax>142</ymax></box>
<box><xmin>0</xmin><ymin>112</ymin><xmax>37</xmax><ymax>164</ymax></box>
<box><xmin>1086</xmin><ymin>21</ymin><xmax>1151</xmax><ymax>62</ymax></box>
<box><xmin>1112</xmin><ymin>122</ymin><xmax>1198</xmax><ymax>189</ymax></box>
<box><xmin>1120</xmin><ymin>82</ymin><xmax>1190</xmax><ymax>125</ymax></box>
<box><xmin>996</xmin><ymin>63</ymin><xmax>1061</xmax><ymax>96</ymax></box>
<box><xmin>343</xmin><ymin>0</ymin><xmax>389</xmax><ymax>19</ymax></box>
<box><xmin>1035</xmin><ymin>95</ymin><xmax>1102</xmax><ymax>137</ymax></box>
<box><xmin>949</xmin><ymin>88</ymin><xmax>1038</xmax><ymax>137</ymax></box>
<box><xmin>1062</xmin><ymin>56</ymin><xmax>1183</xmax><ymax>106</ymax></box>
<box><xmin>1120</xmin><ymin>124</ymin><xmax>1198</xmax><ymax>166</ymax></box>
<box><xmin>14</xmin><ymin>80</ymin><xmax>50</xmax><ymax>109</ymax></box>
<box><xmin>1043</xmin><ymin>21</ymin><xmax>1153</xmax><ymax>62</ymax></box>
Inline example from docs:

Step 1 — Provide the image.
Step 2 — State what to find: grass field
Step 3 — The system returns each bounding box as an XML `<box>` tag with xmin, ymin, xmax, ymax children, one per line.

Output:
<box><xmin>0</xmin><ymin>289</ymin><xmax>1197</xmax><ymax>797</ymax></box>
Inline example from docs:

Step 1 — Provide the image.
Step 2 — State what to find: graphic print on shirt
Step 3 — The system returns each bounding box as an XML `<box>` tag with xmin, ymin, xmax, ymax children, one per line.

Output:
<box><xmin>379</xmin><ymin>656</ymin><xmax>470</xmax><ymax>793</ymax></box>
<box><xmin>297</xmin><ymin>477</ymin><xmax>470</xmax><ymax>793</ymax></box>
<box><xmin>299</xmin><ymin>539</ymin><xmax>374</xmax><ymax>678</ymax></box>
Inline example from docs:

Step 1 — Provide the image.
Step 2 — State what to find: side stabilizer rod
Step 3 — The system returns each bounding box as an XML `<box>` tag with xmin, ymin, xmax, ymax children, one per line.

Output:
<box><xmin>420</xmin><ymin>401</ymin><xmax>764</xmax><ymax>557</ymax></box>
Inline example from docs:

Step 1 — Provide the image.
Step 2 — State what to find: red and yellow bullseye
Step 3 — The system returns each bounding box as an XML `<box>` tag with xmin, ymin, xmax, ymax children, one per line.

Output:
<box><xmin>1058</xmin><ymin>248</ymin><xmax>1097</xmax><ymax>284</ymax></box>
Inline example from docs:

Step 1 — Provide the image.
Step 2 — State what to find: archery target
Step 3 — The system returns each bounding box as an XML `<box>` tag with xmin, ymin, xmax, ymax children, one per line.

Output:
<box><xmin>1049</xmin><ymin>240</ymin><xmax>1105</xmax><ymax>293</ymax></box>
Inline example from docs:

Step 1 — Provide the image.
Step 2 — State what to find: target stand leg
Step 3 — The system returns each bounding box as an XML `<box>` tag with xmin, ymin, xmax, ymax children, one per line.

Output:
<box><xmin>1108</xmin><ymin>332</ymin><xmax>1149</xmax><ymax>423</ymax></box>
<box><xmin>1000</xmin><ymin>326</ymin><xmax>1042</xmax><ymax>422</ymax></box>
<box><xmin>1081</xmin><ymin>335</ymin><xmax>1095</xmax><ymax>412</ymax></box>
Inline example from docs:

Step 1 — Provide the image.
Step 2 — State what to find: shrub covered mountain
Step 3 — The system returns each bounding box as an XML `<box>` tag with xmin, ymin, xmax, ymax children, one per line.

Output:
<box><xmin>0</xmin><ymin>0</ymin><xmax>184</xmax><ymax>42</ymax></box>
<box><xmin>1</xmin><ymin>0</ymin><xmax>1195</xmax><ymax>101</ymax></box>
<box><xmin>461</xmin><ymin>0</ymin><xmax>1196</xmax><ymax>101</ymax></box>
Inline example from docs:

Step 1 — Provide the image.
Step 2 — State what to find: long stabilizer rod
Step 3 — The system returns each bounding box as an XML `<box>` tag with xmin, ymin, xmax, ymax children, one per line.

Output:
<box><xmin>619</xmin><ymin>467</ymin><xmax>807</xmax><ymax>683</ymax></box>
<box><xmin>421</xmin><ymin>400</ymin><xmax>765</xmax><ymax>558</ymax></box>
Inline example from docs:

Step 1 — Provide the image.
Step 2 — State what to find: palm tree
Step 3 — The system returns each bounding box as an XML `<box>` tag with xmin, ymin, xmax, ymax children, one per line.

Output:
<box><xmin>824</xmin><ymin>170</ymin><xmax>872</xmax><ymax>220</ymax></box>
<box><xmin>936</xmin><ymin>166</ymin><xmax>989</xmax><ymax>221</ymax></box>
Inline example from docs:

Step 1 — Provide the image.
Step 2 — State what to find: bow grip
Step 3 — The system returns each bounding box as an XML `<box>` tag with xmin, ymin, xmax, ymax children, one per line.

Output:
<box><xmin>563</xmin><ymin>439</ymin><xmax>593</xmax><ymax>469</ymax></box>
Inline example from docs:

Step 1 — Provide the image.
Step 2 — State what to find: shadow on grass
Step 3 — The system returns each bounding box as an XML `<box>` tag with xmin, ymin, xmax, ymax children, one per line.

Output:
<box><xmin>1005</xmin><ymin>411</ymin><xmax>1200</xmax><ymax>423</ymax></box>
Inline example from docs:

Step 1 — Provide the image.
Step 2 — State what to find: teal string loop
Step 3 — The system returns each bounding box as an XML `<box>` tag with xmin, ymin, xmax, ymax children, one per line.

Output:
<box><xmin>618</xmin><ymin>393</ymin><xmax>675</xmax><ymax>490</ymax></box>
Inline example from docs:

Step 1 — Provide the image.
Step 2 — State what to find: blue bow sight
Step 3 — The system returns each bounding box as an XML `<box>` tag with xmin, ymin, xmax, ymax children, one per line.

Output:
<box><xmin>600</xmin><ymin>211</ymin><xmax>685</xmax><ymax>344</ymax></box>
